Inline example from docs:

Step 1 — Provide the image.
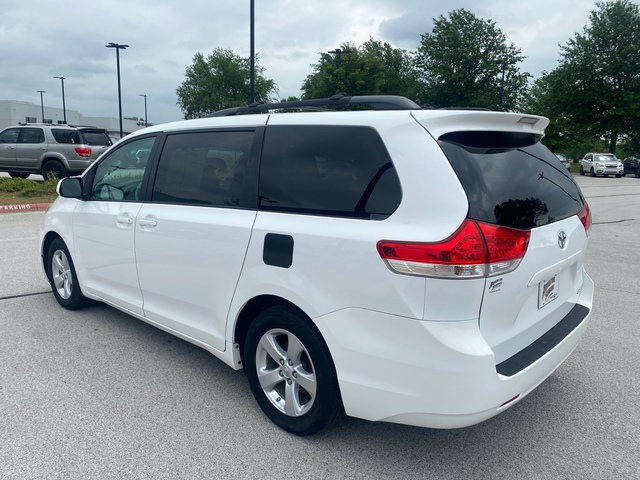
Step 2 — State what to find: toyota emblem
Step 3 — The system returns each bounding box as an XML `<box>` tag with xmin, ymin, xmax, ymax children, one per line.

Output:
<box><xmin>558</xmin><ymin>230</ymin><xmax>567</xmax><ymax>249</ymax></box>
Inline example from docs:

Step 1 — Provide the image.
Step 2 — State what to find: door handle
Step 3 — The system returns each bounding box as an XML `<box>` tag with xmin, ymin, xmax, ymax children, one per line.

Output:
<box><xmin>117</xmin><ymin>216</ymin><xmax>133</xmax><ymax>225</ymax></box>
<box><xmin>138</xmin><ymin>218</ymin><xmax>157</xmax><ymax>227</ymax></box>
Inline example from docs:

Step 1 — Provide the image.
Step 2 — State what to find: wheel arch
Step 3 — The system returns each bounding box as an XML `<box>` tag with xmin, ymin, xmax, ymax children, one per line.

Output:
<box><xmin>233</xmin><ymin>295</ymin><xmax>315</xmax><ymax>365</ymax></box>
<box><xmin>41</xmin><ymin>231</ymin><xmax>64</xmax><ymax>276</ymax></box>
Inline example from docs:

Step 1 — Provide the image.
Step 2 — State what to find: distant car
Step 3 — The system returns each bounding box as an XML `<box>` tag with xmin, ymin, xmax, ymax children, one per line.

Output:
<box><xmin>554</xmin><ymin>153</ymin><xmax>571</xmax><ymax>171</ymax></box>
<box><xmin>579</xmin><ymin>152</ymin><xmax>624</xmax><ymax>177</ymax></box>
<box><xmin>0</xmin><ymin>124</ymin><xmax>111</xmax><ymax>180</ymax></box>
<box><xmin>622</xmin><ymin>155</ymin><xmax>640</xmax><ymax>178</ymax></box>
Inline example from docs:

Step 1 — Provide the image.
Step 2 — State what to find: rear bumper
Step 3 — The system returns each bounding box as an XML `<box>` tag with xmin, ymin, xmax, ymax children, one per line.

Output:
<box><xmin>314</xmin><ymin>272</ymin><xmax>594</xmax><ymax>429</ymax></box>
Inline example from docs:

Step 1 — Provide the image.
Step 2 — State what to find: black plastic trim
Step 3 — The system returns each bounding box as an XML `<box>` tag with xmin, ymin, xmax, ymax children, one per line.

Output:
<box><xmin>496</xmin><ymin>304</ymin><xmax>590</xmax><ymax>377</ymax></box>
<box><xmin>207</xmin><ymin>95</ymin><xmax>421</xmax><ymax>117</ymax></box>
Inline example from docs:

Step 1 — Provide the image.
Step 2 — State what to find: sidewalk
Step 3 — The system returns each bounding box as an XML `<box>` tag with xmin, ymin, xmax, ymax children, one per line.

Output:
<box><xmin>0</xmin><ymin>203</ymin><xmax>52</xmax><ymax>214</ymax></box>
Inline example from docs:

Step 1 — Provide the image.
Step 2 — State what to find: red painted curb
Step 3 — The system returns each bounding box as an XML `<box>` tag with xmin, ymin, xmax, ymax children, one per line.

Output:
<box><xmin>0</xmin><ymin>203</ymin><xmax>52</xmax><ymax>214</ymax></box>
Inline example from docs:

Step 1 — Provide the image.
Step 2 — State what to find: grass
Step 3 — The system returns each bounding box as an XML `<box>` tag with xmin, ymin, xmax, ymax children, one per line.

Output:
<box><xmin>0</xmin><ymin>177</ymin><xmax>59</xmax><ymax>205</ymax></box>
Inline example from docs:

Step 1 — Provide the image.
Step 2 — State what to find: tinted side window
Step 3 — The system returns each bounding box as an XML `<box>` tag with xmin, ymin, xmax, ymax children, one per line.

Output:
<box><xmin>259</xmin><ymin>125</ymin><xmax>401</xmax><ymax>219</ymax></box>
<box><xmin>0</xmin><ymin>128</ymin><xmax>21</xmax><ymax>143</ymax></box>
<box><xmin>19</xmin><ymin>128</ymin><xmax>45</xmax><ymax>143</ymax></box>
<box><xmin>91</xmin><ymin>136</ymin><xmax>156</xmax><ymax>201</ymax></box>
<box><xmin>52</xmin><ymin>129</ymin><xmax>81</xmax><ymax>144</ymax></box>
<box><xmin>440</xmin><ymin>132</ymin><xmax>583</xmax><ymax>229</ymax></box>
<box><xmin>151</xmin><ymin>131</ymin><xmax>255</xmax><ymax>208</ymax></box>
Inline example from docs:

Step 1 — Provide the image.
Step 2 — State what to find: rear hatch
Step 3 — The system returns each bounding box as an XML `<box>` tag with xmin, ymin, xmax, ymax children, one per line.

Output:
<box><xmin>437</xmin><ymin>129</ymin><xmax>591</xmax><ymax>364</ymax></box>
<box><xmin>79</xmin><ymin>128</ymin><xmax>111</xmax><ymax>159</ymax></box>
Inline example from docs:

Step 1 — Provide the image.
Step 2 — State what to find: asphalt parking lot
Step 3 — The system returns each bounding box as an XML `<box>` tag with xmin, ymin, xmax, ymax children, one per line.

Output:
<box><xmin>1</xmin><ymin>175</ymin><xmax>639</xmax><ymax>479</ymax></box>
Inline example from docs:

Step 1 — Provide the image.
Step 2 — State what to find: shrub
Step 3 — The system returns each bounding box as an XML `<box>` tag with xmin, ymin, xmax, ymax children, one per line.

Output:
<box><xmin>0</xmin><ymin>177</ymin><xmax>59</xmax><ymax>198</ymax></box>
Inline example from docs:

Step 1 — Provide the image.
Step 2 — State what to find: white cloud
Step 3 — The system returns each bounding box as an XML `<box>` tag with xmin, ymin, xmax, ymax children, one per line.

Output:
<box><xmin>1</xmin><ymin>0</ymin><xmax>635</xmax><ymax>123</ymax></box>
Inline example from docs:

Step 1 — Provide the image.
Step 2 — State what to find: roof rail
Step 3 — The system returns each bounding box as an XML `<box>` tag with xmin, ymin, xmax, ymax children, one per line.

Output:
<box><xmin>206</xmin><ymin>94</ymin><xmax>421</xmax><ymax>117</ymax></box>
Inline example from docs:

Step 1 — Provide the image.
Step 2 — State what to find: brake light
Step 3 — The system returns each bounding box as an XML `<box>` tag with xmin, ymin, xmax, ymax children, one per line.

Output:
<box><xmin>74</xmin><ymin>147</ymin><xmax>92</xmax><ymax>157</ymax></box>
<box><xmin>577</xmin><ymin>202</ymin><xmax>592</xmax><ymax>237</ymax></box>
<box><xmin>377</xmin><ymin>219</ymin><xmax>530</xmax><ymax>279</ymax></box>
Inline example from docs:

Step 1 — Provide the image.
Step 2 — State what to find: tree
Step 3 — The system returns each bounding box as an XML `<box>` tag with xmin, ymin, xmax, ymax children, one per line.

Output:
<box><xmin>415</xmin><ymin>9</ymin><xmax>530</xmax><ymax>110</ymax></box>
<box><xmin>360</xmin><ymin>39</ymin><xmax>420</xmax><ymax>99</ymax></box>
<box><xmin>528</xmin><ymin>0</ymin><xmax>640</xmax><ymax>154</ymax></box>
<box><xmin>301</xmin><ymin>40</ymin><xmax>419</xmax><ymax>100</ymax></box>
<box><xmin>176</xmin><ymin>48</ymin><xmax>278</xmax><ymax>119</ymax></box>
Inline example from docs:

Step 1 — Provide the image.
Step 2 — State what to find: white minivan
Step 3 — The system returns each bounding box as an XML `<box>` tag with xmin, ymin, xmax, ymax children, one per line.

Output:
<box><xmin>41</xmin><ymin>95</ymin><xmax>594</xmax><ymax>436</ymax></box>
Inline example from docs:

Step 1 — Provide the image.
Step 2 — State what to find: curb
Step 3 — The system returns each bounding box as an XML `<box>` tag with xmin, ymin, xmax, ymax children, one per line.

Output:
<box><xmin>0</xmin><ymin>203</ymin><xmax>52</xmax><ymax>214</ymax></box>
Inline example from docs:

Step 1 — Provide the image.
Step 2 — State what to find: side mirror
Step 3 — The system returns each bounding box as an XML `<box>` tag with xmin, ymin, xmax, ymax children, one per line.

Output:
<box><xmin>58</xmin><ymin>177</ymin><xmax>83</xmax><ymax>198</ymax></box>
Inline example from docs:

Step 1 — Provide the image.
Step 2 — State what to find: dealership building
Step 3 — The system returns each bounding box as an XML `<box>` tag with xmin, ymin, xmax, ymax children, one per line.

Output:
<box><xmin>0</xmin><ymin>100</ymin><xmax>155</xmax><ymax>138</ymax></box>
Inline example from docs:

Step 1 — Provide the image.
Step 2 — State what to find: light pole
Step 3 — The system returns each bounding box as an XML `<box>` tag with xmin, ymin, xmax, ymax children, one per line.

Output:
<box><xmin>328</xmin><ymin>48</ymin><xmax>352</xmax><ymax>67</ymax></box>
<box><xmin>53</xmin><ymin>76</ymin><xmax>66</xmax><ymax>123</ymax></box>
<box><xmin>37</xmin><ymin>90</ymin><xmax>46</xmax><ymax>122</ymax></box>
<box><xmin>139</xmin><ymin>94</ymin><xmax>148</xmax><ymax>127</ymax></box>
<box><xmin>105</xmin><ymin>42</ymin><xmax>129</xmax><ymax>138</ymax></box>
<box><xmin>249</xmin><ymin>0</ymin><xmax>255</xmax><ymax>104</ymax></box>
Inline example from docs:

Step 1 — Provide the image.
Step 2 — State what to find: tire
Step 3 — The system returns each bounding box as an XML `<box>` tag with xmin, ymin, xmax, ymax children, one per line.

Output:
<box><xmin>42</xmin><ymin>161</ymin><xmax>68</xmax><ymax>181</ymax></box>
<box><xmin>616</xmin><ymin>175</ymin><xmax>621</xmax><ymax>178</ymax></box>
<box><xmin>590</xmin><ymin>168</ymin><xmax>596</xmax><ymax>177</ymax></box>
<box><xmin>8</xmin><ymin>172</ymin><xmax>30</xmax><ymax>179</ymax></box>
<box><xmin>579</xmin><ymin>166</ymin><xmax>585</xmax><ymax>176</ymax></box>
<box><xmin>635</xmin><ymin>171</ymin><xmax>640</xmax><ymax>178</ymax></box>
<box><xmin>244</xmin><ymin>305</ymin><xmax>342</xmax><ymax>436</ymax></box>
<box><xmin>46</xmin><ymin>238</ymin><xmax>91</xmax><ymax>310</ymax></box>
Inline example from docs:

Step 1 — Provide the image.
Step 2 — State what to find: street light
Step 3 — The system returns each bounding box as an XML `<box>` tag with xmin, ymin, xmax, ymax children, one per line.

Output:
<box><xmin>499</xmin><ymin>58</ymin><xmax>516</xmax><ymax>111</ymax></box>
<box><xmin>105</xmin><ymin>42</ymin><xmax>129</xmax><ymax>138</ymax></box>
<box><xmin>139</xmin><ymin>94</ymin><xmax>148</xmax><ymax>127</ymax></box>
<box><xmin>249</xmin><ymin>0</ymin><xmax>255</xmax><ymax>103</ymax></box>
<box><xmin>37</xmin><ymin>90</ymin><xmax>46</xmax><ymax>123</ymax></box>
<box><xmin>53</xmin><ymin>76</ymin><xmax>66</xmax><ymax>124</ymax></box>
<box><xmin>328</xmin><ymin>48</ymin><xmax>352</xmax><ymax>67</ymax></box>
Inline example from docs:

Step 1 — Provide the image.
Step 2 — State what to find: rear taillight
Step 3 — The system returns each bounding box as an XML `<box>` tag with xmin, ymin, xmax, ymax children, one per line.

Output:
<box><xmin>377</xmin><ymin>219</ymin><xmax>530</xmax><ymax>279</ymax></box>
<box><xmin>74</xmin><ymin>147</ymin><xmax>92</xmax><ymax>157</ymax></box>
<box><xmin>578</xmin><ymin>202</ymin><xmax>592</xmax><ymax>237</ymax></box>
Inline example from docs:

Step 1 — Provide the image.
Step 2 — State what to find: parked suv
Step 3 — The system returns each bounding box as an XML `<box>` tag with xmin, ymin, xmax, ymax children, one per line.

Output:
<box><xmin>41</xmin><ymin>95</ymin><xmax>594</xmax><ymax>436</ymax></box>
<box><xmin>0</xmin><ymin>124</ymin><xmax>111</xmax><ymax>179</ymax></box>
<box><xmin>579</xmin><ymin>152</ymin><xmax>623</xmax><ymax>177</ymax></box>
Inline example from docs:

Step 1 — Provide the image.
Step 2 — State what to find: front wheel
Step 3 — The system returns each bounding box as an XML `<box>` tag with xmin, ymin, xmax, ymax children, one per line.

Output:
<box><xmin>46</xmin><ymin>238</ymin><xmax>91</xmax><ymax>310</ymax></box>
<box><xmin>244</xmin><ymin>305</ymin><xmax>342</xmax><ymax>436</ymax></box>
<box><xmin>590</xmin><ymin>168</ymin><xmax>596</xmax><ymax>177</ymax></box>
<box><xmin>42</xmin><ymin>161</ymin><xmax>68</xmax><ymax>181</ymax></box>
<box><xmin>579</xmin><ymin>166</ymin><xmax>585</xmax><ymax>176</ymax></box>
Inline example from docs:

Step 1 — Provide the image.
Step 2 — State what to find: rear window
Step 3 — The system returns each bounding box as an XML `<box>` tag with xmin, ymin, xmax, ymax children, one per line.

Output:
<box><xmin>440</xmin><ymin>132</ymin><xmax>584</xmax><ymax>229</ymax></box>
<box><xmin>81</xmin><ymin>130</ymin><xmax>111</xmax><ymax>146</ymax></box>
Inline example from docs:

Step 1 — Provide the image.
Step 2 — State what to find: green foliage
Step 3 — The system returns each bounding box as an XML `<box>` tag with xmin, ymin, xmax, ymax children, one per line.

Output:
<box><xmin>0</xmin><ymin>178</ymin><xmax>58</xmax><ymax>198</ymax></box>
<box><xmin>176</xmin><ymin>48</ymin><xmax>278</xmax><ymax>119</ymax></box>
<box><xmin>526</xmin><ymin>0</ymin><xmax>640</xmax><ymax>155</ymax></box>
<box><xmin>415</xmin><ymin>8</ymin><xmax>530</xmax><ymax>110</ymax></box>
<box><xmin>301</xmin><ymin>40</ymin><xmax>420</xmax><ymax>100</ymax></box>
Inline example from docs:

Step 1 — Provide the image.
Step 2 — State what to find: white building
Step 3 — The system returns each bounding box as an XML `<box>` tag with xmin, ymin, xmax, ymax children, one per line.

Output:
<box><xmin>0</xmin><ymin>100</ymin><xmax>156</xmax><ymax>138</ymax></box>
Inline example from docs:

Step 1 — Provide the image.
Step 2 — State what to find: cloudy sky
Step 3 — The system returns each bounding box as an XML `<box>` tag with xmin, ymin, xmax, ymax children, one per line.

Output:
<box><xmin>0</xmin><ymin>0</ymin><xmax>630</xmax><ymax>124</ymax></box>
